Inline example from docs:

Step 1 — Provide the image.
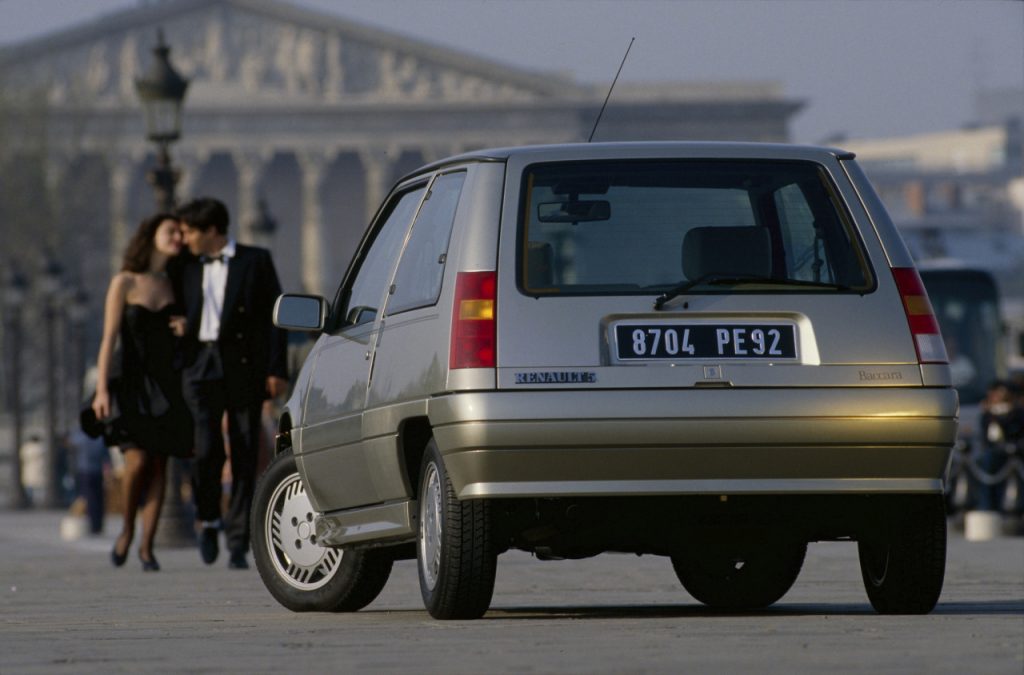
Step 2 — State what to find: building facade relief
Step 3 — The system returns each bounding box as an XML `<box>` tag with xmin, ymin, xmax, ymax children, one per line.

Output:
<box><xmin>1</xmin><ymin>0</ymin><xmax>801</xmax><ymax>352</ymax></box>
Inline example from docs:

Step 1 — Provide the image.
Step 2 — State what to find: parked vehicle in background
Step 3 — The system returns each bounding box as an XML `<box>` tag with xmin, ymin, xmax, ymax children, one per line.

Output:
<box><xmin>917</xmin><ymin>263</ymin><xmax>1005</xmax><ymax>512</ymax></box>
<box><xmin>1003</xmin><ymin>298</ymin><xmax>1024</xmax><ymax>377</ymax></box>
<box><xmin>253</xmin><ymin>142</ymin><xmax>957</xmax><ymax>619</ymax></box>
<box><xmin>918</xmin><ymin>264</ymin><xmax>1003</xmax><ymax>406</ymax></box>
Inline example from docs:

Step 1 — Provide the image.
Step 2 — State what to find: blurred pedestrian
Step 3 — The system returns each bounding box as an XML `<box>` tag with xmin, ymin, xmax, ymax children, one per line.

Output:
<box><xmin>56</xmin><ymin>433</ymin><xmax>76</xmax><ymax>507</ymax></box>
<box><xmin>70</xmin><ymin>428</ymin><xmax>110</xmax><ymax>534</ymax></box>
<box><xmin>175</xmin><ymin>197</ymin><xmax>287</xmax><ymax>570</ymax></box>
<box><xmin>20</xmin><ymin>433</ymin><xmax>45</xmax><ymax>507</ymax></box>
<box><xmin>976</xmin><ymin>380</ymin><xmax>1024</xmax><ymax>512</ymax></box>
<box><xmin>91</xmin><ymin>212</ymin><xmax>194</xmax><ymax>572</ymax></box>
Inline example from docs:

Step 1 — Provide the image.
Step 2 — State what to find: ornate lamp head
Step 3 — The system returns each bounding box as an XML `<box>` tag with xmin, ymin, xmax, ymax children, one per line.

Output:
<box><xmin>134</xmin><ymin>29</ymin><xmax>189</xmax><ymax>144</ymax></box>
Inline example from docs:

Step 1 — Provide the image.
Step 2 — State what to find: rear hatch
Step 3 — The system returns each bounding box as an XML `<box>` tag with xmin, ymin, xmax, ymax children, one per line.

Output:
<box><xmin>494</xmin><ymin>150</ymin><xmax>933</xmax><ymax>389</ymax></box>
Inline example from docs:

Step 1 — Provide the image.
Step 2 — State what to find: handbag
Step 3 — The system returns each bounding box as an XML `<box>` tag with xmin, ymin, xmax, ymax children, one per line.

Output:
<box><xmin>79</xmin><ymin>375</ymin><xmax>122</xmax><ymax>440</ymax></box>
<box><xmin>79</xmin><ymin>345</ymin><xmax>124</xmax><ymax>441</ymax></box>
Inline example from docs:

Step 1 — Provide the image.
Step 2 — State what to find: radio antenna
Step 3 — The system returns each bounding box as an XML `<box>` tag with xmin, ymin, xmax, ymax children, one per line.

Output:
<box><xmin>588</xmin><ymin>37</ymin><xmax>635</xmax><ymax>143</ymax></box>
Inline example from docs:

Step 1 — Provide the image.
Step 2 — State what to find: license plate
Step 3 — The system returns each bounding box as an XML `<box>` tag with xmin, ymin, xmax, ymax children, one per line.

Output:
<box><xmin>614</xmin><ymin>323</ymin><xmax>797</xmax><ymax>360</ymax></box>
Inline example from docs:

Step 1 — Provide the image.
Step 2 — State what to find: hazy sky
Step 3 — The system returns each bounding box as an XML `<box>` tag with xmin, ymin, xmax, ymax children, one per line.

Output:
<box><xmin>0</xmin><ymin>0</ymin><xmax>1021</xmax><ymax>143</ymax></box>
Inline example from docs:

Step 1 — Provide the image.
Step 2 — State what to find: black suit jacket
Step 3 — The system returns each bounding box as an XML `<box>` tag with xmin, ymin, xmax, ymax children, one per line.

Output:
<box><xmin>177</xmin><ymin>244</ymin><xmax>288</xmax><ymax>407</ymax></box>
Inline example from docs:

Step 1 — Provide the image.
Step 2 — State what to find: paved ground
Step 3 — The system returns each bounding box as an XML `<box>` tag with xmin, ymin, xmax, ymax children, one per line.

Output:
<box><xmin>1</xmin><ymin>509</ymin><xmax>1022</xmax><ymax>674</ymax></box>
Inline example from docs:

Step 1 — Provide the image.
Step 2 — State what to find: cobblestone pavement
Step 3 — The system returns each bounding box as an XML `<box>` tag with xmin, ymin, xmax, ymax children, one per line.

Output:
<box><xmin>1</xmin><ymin>509</ymin><xmax>1022</xmax><ymax>674</ymax></box>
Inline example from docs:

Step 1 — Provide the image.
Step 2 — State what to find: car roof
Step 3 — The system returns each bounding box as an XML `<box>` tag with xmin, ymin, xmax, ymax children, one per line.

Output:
<box><xmin>408</xmin><ymin>141</ymin><xmax>855</xmax><ymax>180</ymax></box>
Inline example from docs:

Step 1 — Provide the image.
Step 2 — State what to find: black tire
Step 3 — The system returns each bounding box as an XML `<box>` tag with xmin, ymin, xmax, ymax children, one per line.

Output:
<box><xmin>858</xmin><ymin>494</ymin><xmax>946</xmax><ymax>615</ymax></box>
<box><xmin>251</xmin><ymin>450</ymin><xmax>393</xmax><ymax>612</ymax></box>
<box><xmin>671</xmin><ymin>540</ymin><xmax>806</xmax><ymax>610</ymax></box>
<box><xmin>416</xmin><ymin>438</ymin><xmax>497</xmax><ymax>620</ymax></box>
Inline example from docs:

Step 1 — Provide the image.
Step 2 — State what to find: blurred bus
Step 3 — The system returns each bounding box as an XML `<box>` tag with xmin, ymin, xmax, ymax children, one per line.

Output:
<box><xmin>918</xmin><ymin>263</ymin><xmax>1005</xmax><ymax>512</ymax></box>
<box><xmin>1003</xmin><ymin>298</ymin><xmax>1024</xmax><ymax>376</ymax></box>
<box><xmin>918</xmin><ymin>264</ymin><xmax>1004</xmax><ymax>407</ymax></box>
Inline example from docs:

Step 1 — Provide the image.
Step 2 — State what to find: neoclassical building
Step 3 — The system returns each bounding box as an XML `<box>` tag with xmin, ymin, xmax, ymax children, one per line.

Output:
<box><xmin>1</xmin><ymin>0</ymin><xmax>802</xmax><ymax>305</ymax></box>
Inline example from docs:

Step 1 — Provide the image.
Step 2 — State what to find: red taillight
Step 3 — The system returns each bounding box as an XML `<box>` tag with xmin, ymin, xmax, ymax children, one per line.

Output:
<box><xmin>891</xmin><ymin>267</ymin><xmax>947</xmax><ymax>364</ymax></box>
<box><xmin>450</xmin><ymin>271</ymin><xmax>496</xmax><ymax>369</ymax></box>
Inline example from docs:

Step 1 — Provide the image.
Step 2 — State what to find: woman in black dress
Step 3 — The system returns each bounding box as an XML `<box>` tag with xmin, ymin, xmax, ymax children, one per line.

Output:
<box><xmin>92</xmin><ymin>213</ymin><xmax>193</xmax><ymax>571</ymax></box>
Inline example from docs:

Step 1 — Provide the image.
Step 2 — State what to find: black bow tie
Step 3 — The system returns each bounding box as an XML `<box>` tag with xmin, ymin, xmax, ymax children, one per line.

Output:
<box><xmin>200</xmin><ymin>254</ymin><xmax>226</xmax><ymax>265</ymax></box>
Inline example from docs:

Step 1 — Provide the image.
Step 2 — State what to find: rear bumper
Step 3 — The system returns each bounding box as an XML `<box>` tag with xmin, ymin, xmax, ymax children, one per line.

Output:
<box><xmin>428</xmin><ymin>388</ymin><xmax>958</xmax><ymax>499</ymax></box>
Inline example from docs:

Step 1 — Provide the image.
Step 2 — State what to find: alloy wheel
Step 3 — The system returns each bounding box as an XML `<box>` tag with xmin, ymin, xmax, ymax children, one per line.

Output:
<box><xmin>265</xmin><ymin>471</ymin><xmax>343</xmax><ymax>591</ymax></box>
<box><xmin>419</xmin><ymin>462</ymin><xmax>443</xmax><ymax>591</ymax></box>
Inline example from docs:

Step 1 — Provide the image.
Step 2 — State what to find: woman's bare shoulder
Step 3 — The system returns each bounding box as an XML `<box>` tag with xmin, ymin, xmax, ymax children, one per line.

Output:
<box><xmin>110</xmin><ymin>271</ymin><xmax>136</xmax><ymax>294</ymax></box>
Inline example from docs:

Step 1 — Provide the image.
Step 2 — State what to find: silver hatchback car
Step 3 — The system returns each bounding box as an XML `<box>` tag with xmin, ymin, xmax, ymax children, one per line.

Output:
<box><xmin>254</xmin><ymin>142</ymin><xmax>957</xmax><ymax>619</ymax></box>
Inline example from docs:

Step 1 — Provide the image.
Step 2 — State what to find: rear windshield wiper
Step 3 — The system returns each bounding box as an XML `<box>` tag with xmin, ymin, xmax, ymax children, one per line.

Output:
<box><xmin>653</xmin><ymin>274</ymin><xmax>852</xmax><ymax>310</ymax></box>
<box><xmin>654</xmin><ymin>273</ymin><xmax>773</xmax><ymax>309</ymax></box>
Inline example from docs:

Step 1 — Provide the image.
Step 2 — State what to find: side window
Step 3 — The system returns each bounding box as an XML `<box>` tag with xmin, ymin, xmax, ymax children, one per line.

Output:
<box><xmin>774</xmin><ymin>183</ymin><xmax>826</xmax><ymax>283</ymax></box>
<box><xmin>773</xmin><ymin>178</ymin><xmax>868</xmax><ymax>288</ymax></box>
<box><xmin>387</xmin><ymin>171</ymin><xmax>466</xmax><ymax>315</ymax></box>
<box><xmin>342</xmin><ymin>185</ymin><xmax>426</xmax><ymax>327</ymax></box>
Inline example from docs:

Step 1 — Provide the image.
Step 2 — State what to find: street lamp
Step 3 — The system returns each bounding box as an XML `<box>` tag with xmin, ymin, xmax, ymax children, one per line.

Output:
<box><xmin>3</xmin><ymin>265</ymin><xmax>30</xmax><ymax>509</ymax></box>
<box><xmin>134</xmin><ymin>29</ymin><xmax>189</xmax><ymax>212</ymax></box>
<box><xmin>40</xmin><ymin>251</ymin><xmax>64</xmax><ymax>509</ymax></box>
<box><xmin>66</xmin><ymin>288</ymin><xmax>90</xmax><ymax>435</ymax></box>
<box><xmin>136</xmin><ymin>29</ymin><xmax>193</xmax><ymax>546</ymax></box>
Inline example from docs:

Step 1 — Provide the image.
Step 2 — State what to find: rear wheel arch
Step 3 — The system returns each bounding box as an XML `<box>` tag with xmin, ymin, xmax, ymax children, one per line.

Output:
<box><xmin>399</xmin><ymin>417</ymin><xmax>433</xmax><ymax>497</ymax></box>
<box><xmin>274</xmin><ymin>411</ymin><xmax>294</xmax><ymax>457</ymax></box>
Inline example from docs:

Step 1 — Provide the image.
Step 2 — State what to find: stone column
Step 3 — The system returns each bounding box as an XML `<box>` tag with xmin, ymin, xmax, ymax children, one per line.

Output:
<box><xmin>108</xmin><ymin>155</ymin><xmax>134</xmax><ymax>275</ymax></box>
<box><xmin>359</xmin><ymin>147</ymin><xmax>393</xmax><ymax>225</ymax></box>
<box><xmin>233</xmin><ymin>150</ymin><xmax>268</xmax><ymax>244</ymax></box>
<box><xmin>44</xmin><ymin>153</ymin><xmax>69</xmax><ymax>206</ymax></box>
<box><xmin>174</xmin><ymin>149</ymin><xmax>204</xmax><ymax>204</ymax></box>
<box><xmin>420</xmin><ymin>145</ymin><xmax>457</xmax><ymax>166</ymax></box>
<box><xmin>298</xmin><ymin>150</ymin><xmax>330</xmax><ymax>295</ymax></box>
<box><xmin>44</xmin><ymin>152</ymin><xmax>69</xmax><ymax>266</ymax></box>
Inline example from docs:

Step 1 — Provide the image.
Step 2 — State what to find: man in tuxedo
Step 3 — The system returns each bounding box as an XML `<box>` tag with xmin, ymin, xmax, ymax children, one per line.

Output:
<box><xmin>176</xmin><ymin>197</ymin><xmax>288</xmax><ymax>569</ymax></box>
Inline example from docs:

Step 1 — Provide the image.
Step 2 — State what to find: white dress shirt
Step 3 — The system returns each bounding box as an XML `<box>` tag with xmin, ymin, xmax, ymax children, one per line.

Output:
<box><xmin>198</xmin><ymin>239</ymin><xmax>236</xmax><ymax>342</ymax></box>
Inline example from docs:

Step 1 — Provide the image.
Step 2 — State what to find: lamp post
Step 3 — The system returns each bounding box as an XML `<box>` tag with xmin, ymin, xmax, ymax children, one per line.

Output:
<box><xmin>66</xmin><ymin>288</ymin><xmax>90</xmax><ymax>428</ymax></box>
<box><xmin>136</xmin><ymin>29</ymin><xmax>194</xmax><ymax>546</ymax></box>
<box><xmin>3</xmin><ymin>266</ymin><xmax>30</xmax><ymax>509</ymax></box>
<box><xmin>135</xmin><ymin>29</ymin><xmax>189</xmax><ymax>212</ymax></box>
<box><xmin>39</xmin><ymin>252</ymin><xmax>64</xmax><ymax>509</ymax></box>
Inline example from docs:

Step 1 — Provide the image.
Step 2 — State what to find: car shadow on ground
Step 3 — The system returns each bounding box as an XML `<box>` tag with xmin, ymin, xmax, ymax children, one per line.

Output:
<box><xmin>468</xmin><ymin>599</ymin><xmax>1024</xmax><ymax>620</ymax></box>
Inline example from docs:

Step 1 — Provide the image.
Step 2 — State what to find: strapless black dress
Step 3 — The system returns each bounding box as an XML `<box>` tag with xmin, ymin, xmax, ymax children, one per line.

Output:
<box><xmin>106</xmin><ymin>304</ymin><xmax>193</xmax><ymax>457</ymax></box>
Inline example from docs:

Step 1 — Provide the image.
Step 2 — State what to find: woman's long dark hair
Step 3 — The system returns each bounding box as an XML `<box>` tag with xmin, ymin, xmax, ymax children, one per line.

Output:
<box><xmin>121</xmin><ymin>212</ymin><xmax>177</xmax><ymax>273</ymax></box>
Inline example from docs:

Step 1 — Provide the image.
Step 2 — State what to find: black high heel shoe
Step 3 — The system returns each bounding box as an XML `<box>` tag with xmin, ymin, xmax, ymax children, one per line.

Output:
<box><xmin>111</xmin><ymin>538</ymin><xmax>129</xmax><ymax>568</ymax></box>
<box><xmin>139</xmin><ymin>552</ymin><xmax>160</xmax><ymax>572</ymax></box>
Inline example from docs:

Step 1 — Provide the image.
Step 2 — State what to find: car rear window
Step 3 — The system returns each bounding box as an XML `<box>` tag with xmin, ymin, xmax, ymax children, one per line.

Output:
<box><xmin>518</xmin><ymin>159</ymin><xmax>872</xmax><ymax>295</ymax></box>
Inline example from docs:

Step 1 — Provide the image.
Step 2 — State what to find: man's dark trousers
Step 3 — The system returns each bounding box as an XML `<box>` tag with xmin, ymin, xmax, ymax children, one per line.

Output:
<box><xmin>183</xmin><ymin>342</ymin><xmax>261</xmax><ymax>554</ymax></box>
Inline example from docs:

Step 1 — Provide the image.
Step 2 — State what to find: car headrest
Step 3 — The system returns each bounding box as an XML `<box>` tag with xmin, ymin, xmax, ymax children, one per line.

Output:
<box><xmin>527</xmin><ymin>241</ymin><xmax>555</xmax><ymax>288</ymax></box>
<box><xmin>682</xmin><ymin>226</ymin><xmax>772</xmax><ymax>281</ymax></box>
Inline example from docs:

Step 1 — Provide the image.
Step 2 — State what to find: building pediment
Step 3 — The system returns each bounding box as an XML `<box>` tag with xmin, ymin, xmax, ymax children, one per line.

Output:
<box><xmin>0</xmin><ymin>0</ymin><xmax>587</xmax><ymax>109</ymax></box>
